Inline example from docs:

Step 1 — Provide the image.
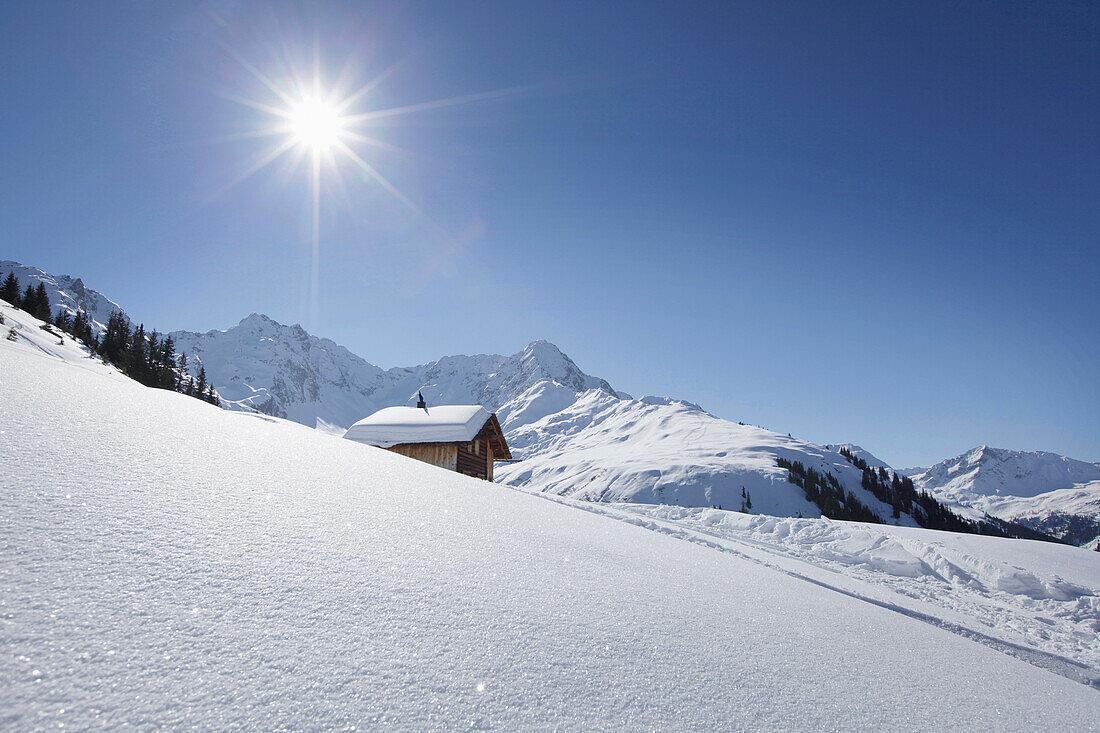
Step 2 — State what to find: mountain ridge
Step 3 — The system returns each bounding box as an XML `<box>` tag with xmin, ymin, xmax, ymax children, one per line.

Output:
<box><xmin>1</xmin><ymin>260</ymin><xmax>129</xmax><ymax>334</ymax></box>
<box><xmin>6</xmin><ymin>259</ymin><xmax>1096</xmax><ymax>541</ymax></box>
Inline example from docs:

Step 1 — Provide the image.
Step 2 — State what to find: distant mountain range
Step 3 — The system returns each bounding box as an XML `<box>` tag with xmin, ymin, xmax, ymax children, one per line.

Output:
<box><xmin>169</xmin><ymin>313</ymin><xmax>614</xmax><ymax>434</ymax></box>
<box><xmin>909</xmin><ymin>446</ymin><xmax>1100</xmax><ymax>548</ymax></box>
<box><xmin>4</xmin><ymin>259</ymin><xmax>1097</xmax><ymax>546</ymax></box>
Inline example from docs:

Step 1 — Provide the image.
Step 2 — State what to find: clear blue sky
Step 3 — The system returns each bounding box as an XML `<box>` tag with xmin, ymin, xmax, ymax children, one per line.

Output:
<box><xmin>2</xmin><ymin>1</ymin><xmax>1097</xmax><ymax>467</ymax></box>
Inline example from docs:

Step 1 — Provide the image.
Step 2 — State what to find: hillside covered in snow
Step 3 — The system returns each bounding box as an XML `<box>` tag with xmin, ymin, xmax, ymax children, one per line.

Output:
<box><xmin>3</xmin><ymin>296</ymin><xmax>1099</xmax><ymax>728</ymax></box>
<box><xmin>497</xmin><ymin>390</ymin><xmax>907</xmax><ymax>521</ymax></box>
<box><xmin>5</xmin><ymin>259</ymin><xmax>1099</xmax><ymax>542</ymax></box>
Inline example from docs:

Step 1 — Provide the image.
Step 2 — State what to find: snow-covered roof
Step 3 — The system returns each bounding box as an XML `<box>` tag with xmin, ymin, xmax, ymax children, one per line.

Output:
<box><xmin>343</xmin><ymin>405</ymin><xmax>492</xmax><ymax>448</ymax></box>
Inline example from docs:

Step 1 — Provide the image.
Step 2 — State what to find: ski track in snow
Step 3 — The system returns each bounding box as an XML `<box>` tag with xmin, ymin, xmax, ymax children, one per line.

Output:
<box><xmin>516</xmin><ymin>494</ymin><xmax>1100</xmax><ymax>688</ymax></box>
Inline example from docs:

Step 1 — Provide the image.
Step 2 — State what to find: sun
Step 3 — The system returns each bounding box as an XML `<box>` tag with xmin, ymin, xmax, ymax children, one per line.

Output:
<box><xmin>287</xmin><ymin>94</ymin><xmax>345</xmax><ymax>154</ymax></box>
<box><xmin>215</xmin><ymin>40</ymin><xmax>523</xmax><ymax>334</ymax></box>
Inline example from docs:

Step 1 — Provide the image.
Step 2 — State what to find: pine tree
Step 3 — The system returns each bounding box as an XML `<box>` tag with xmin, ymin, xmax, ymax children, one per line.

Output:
<box><xmin>159</xmin><ymin>336</ymin><xmax>176</xmax><ymax>389</ymax></box>
<box><xmin>71</xmin><ymin>310</ymin><xmax>93</xmax><ymax>345</ymax></box>
<box><xmin>146</xmin><ymin>330</ymin><xmax>161</xmax><ymax>386</ymax></box>
<box><xmin>746</xmin><ymin>491</ymin><xmax>752</xmax><ymax>510</ymax></box>
<box><xmin>54</xmin><ymin>310</ymin><xmax>71</xmax><ymax>332</ymax></box>
<box><xmin>196</xmin><ymin>365</ymin><xmax>207</xmax><ymax>397</ymax></box>
<box><xmin>0</xmin><ymin>272</ymin><xmax>18</xmax><ymax>305</ymax></box>
<box><xmin>32</xmin><ymin>283</ymin><xmax>51</xmax><ymax>322</ymax></box>
<box><xmin>99</xmin><ymin>311</ymin><xmax>131</xmax><ymax>368</ymax></box>
<box><xmin>129</xmin><ymin>324</ymin><xmax>147</xmax><ymax>383</ymax></box>
<box><xmin>19</xmin><ymin>284</ymin><xmax>35</xmax><ymax>314</ymax></box>
<box><xmin>206</xmin><ymin>384</ymin><xmax>219</xmax><ymax>405</ymax></box>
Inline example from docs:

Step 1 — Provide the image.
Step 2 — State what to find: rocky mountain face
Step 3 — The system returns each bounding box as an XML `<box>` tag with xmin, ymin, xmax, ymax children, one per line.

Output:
<box><xmin>169</xmin><ymin>314</ymin><xmax>615</xmax><ymax>434</ymax></box>
<box><xmin>1</xmin><ymin>261</ymin><xmax>128</xmax><ymax>334</ymax></box>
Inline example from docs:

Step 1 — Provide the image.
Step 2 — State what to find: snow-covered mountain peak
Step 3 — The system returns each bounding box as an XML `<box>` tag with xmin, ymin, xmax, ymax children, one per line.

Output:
<box><xmin>914</xmin><ymin>446</ymin><xmax>1100</xmax><ymax>501</ymax></box>
<box><xmin>910</xmin><ymin>446</ymin><xmax>1100</xmax><ymax>546</ymax></box>
<box><xmin>511</xmin><ymin>339</ymin><xmax>614</xmax><ymax>395</ymax></box>
<box><xmin>166</xmin><ymin>312</ymin><xmax>618</xmax><ymax>436</ymax></box>
<box><xmin>637</xmin><ymin>395</ymin><xmax>706</xmax><ymax>412</ymax></box>
<box><xmin>238</xmin><ymin>312</ymin><xmax>279</xmax><ymax>329</ymax></box>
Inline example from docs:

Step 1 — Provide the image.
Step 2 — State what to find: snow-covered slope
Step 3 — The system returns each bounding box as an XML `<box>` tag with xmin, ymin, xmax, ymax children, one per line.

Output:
<box><xmin>912</xmin><ymin>446</ymin><xmax>1100</xmax><ymax>546</ymax></box>
<box><xmin>4</xmin><ymin>309</ymin><xmax>1099</xmax><ymax>728</ymax></box>
<box><xmin>1</xmin><ymin>260</ymin><xmax>129</xmax><ymax>334</ymax></box>
<box><xmin>0</xmin><ymin>298</ymin><xmax>124</xmax><ymax>379</ymax></box>
<box><xmin>605</xmin><ymin>504</ymin><xmax>1100</xmax><ymax>677</ymax></box>
<box><xmin>497</xmin><ymin>390</ymin><xmax>910</xmax><ymax>523</ymax></box>
<box><xmin>826</xmin><ymin>442</ymin><xmax>892</xmax><ymax>469</ymax></box>
<box><xmin>170</xmin><ymin>314</ymin><xmax>614</xmax><ymax>432</ymax></box>
<box><xmin>9</xmin><ymin>260</ymin><xmax>1097</xmax><ymax>535</ymax></box>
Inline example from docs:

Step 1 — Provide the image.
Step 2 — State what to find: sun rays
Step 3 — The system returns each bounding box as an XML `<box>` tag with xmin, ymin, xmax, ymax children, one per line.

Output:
<box><xmin>208</xmin><ymin>34</ymin><xmax>529</xmax><ymax>331</ymax></box>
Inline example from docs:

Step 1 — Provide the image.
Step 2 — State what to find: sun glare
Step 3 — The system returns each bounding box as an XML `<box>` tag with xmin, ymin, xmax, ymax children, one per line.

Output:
<box><xmin>216</xmin><ymin>41</ymin><xmax>523</xmax><ymax>332</ymax></box>
<box><xmin>288</xmin><ymin>95</ymin><xmax>344</xmax><ymax>154</ymax></box>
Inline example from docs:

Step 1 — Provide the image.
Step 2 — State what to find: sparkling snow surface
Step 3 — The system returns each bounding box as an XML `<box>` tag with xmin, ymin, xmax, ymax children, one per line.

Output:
<box><xmin>3</xmin><ymin>302</ymin><xmax>1100</xmax><ymax>730</ymax></box>
<box><xmin>345</xmin><ymin>405</ymin><xmax>491</xmax><ymax>448</ymax></box>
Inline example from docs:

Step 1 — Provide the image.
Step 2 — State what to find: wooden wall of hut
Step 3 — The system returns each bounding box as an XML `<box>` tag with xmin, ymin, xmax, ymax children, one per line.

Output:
<box><xmin>389</xmin><ymin>443</ymin><xmax>458</xmax><ymax>472</ymax></box>
<box><xmin>456</xmin><ymin>439</ymin><xmax>491</xmax><ymax>480</ymax></box>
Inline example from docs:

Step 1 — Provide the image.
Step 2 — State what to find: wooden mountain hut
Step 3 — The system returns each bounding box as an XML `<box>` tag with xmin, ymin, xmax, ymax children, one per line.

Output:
<box><xmin>343</xmin><ymin>396</ymin><xmax>511</xmax><ymax>481</ymax></box>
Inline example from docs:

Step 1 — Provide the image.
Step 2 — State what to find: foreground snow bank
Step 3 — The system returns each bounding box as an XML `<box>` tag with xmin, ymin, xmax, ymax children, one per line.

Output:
<box><xmin>2</xmin><ymin>318</ymin><xmax>1098</xmax><ymax>729</ymax></box>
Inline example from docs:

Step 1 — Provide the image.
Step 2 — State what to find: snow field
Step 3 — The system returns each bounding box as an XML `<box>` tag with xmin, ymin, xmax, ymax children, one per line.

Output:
<box><xmin>2</xmin><ymin>305</ymin><xmax>1099</xmax><ymax>730</ymax></box>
